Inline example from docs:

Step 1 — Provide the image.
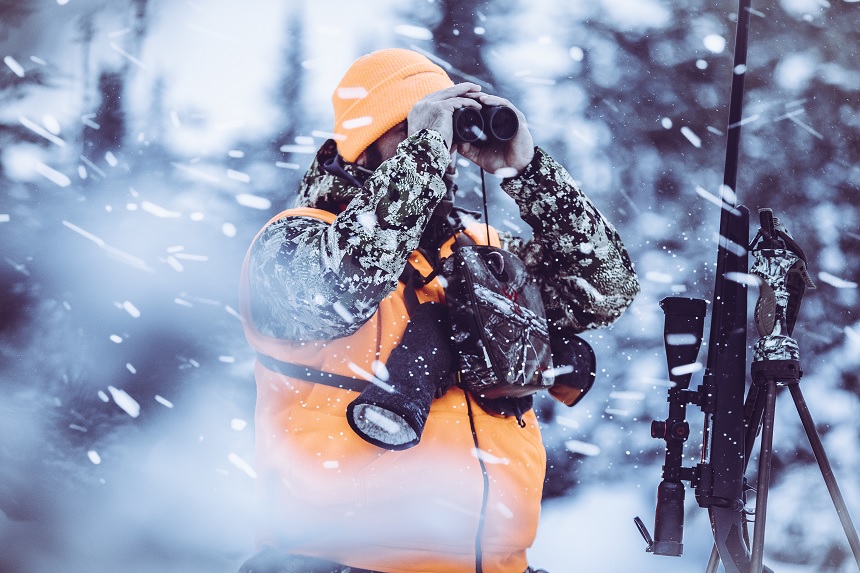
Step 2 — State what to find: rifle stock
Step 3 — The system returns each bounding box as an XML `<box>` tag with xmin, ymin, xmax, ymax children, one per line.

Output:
<box><xmin>701</xmin><ymin>205</ymin><xmax>751</xmax><ymax>573</ymax></box>
<box><xmin>704</xmin><ymin>0</ymin><xmax>754</xmax><ymax>568</ymax></box>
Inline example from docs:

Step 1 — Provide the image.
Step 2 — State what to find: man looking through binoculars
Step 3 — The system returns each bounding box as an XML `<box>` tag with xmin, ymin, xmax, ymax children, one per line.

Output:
<box><xmin>238</xmin><ymin>48</ymin><xmax>639</xmax><ymax>573</ymax></box>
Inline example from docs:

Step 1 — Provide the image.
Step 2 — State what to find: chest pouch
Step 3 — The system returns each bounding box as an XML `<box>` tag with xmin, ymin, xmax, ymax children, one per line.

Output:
<box><xmin>442</xmin><ymin>234</ymin><xmax>554</xmax><ymax>401</ymax></box>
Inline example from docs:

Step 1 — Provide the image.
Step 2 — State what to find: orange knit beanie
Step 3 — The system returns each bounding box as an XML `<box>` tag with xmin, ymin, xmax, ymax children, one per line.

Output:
<box><xmin>332</xmin><ymin>48</ymin><xmax>454</xmax><ymax>163</ymax></box>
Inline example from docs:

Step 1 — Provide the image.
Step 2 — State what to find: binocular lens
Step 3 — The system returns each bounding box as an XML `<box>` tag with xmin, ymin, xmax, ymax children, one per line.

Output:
<box><xmin>452</xmin><ymin>105</ymin><xmax>519</xmax><ymax>144</ymax></box>
<box><xmin>452</xmin><ymin>108</ymin><xmax>484</xmax><ymax>144</ymax></box>
<box><xmin>485</xmin><ymin>106</ymin><xmax>518</xmax><ymax>141</ymax></box>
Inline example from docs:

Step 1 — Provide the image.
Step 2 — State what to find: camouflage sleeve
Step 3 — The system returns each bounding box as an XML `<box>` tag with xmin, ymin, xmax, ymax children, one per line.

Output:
<box><xmin>500</xmin><ymin>147</ymin><xmax>640</xmax><ymax>333</ymax></box>
<box><xmin>248</xmin><ymin>129</ymin><xmax>451</xmax><ymax>341</ymax></box>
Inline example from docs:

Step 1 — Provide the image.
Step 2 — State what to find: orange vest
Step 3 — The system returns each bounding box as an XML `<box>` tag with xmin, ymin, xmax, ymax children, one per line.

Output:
<box><xmin>240</xmin><ymin>208</ymin><xmax>546</xmax><ymax>573</ymax></box>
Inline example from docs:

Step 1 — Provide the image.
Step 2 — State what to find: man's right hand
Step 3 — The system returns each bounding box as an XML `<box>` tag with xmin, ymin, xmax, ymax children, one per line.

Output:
<box><xmin>407</xmin><ymin>83</ymin><xmax>483</xmax><ymax>150</ymax></box>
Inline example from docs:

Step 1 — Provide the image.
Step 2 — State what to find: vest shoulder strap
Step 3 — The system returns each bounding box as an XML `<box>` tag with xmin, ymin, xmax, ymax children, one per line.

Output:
<box><xmin>256</xmin><ymin>352</ymin><xmax>368</xmax><ymax>393</ymax></box>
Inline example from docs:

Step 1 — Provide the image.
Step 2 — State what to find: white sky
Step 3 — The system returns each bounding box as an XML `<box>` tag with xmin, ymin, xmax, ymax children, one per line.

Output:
<box><xmin>2</xmin><ymin>0</ymin><xmax>413</xmax><ymax>158</ymax></box>
<box><xmin>128</xmin><ymin>0</ymin><xmax>409</xmax><ymax>155</ymax></box>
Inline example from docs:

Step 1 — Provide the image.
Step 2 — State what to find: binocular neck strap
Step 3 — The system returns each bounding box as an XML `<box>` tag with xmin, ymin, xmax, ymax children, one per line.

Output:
<box><xmin>480</xmin><ymin>168</ymin><xmax>491</xmax><ymax>246</ymax></box>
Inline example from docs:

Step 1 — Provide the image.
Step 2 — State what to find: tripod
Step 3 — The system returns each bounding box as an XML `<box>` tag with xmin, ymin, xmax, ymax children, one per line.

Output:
<box><xmin>707</xmin><ymin>209</ymin><xmax>860</xmax><ymax>573</ymax></box>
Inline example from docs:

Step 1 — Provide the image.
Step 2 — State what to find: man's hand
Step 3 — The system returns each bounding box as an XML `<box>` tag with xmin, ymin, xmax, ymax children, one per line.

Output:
<box><xmin>457</xmin><ymin>93</ymin><xmax>535</xmax><ymax>177</ymax></box>
<box><xmin>407</xmin><ymin>83</ymin><xmax>483</xmax><ymax>150</ymax></box>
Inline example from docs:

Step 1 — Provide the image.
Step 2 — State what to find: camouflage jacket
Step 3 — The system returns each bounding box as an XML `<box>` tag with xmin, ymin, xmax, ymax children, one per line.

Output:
<box><xmin>247</xmin><ymin>128</ymin><xmax>639</xmax><ymax>341</ymax></box>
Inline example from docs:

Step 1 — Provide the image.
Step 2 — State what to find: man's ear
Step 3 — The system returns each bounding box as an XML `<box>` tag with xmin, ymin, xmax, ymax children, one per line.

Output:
<box><xmin>356</xmin><ymin>142</ymin><xmax>382</xmax><ymax>171</ymax></box>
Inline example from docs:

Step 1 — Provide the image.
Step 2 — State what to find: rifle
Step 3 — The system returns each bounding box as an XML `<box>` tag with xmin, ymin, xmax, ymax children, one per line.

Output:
<box><xmin>633</xmin><ymin>1</ymin><xmax>860</xmax><ymax>571</ymax></box>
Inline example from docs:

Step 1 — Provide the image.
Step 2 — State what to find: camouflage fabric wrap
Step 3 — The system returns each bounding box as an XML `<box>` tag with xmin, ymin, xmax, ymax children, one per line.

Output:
<box><xmin>500</xmin><ymin>148</ymin><xmax>640</xmax><ymax>333</ymax></box>
<box><xmin>442</xmin><ymin>243</ymin><xmax>553</xmax><ymax>399</ymax></box>
<box><xmin>248</xmin><ymin>129</ymin><xmax>639</xmax><ymax>341</ymax></box>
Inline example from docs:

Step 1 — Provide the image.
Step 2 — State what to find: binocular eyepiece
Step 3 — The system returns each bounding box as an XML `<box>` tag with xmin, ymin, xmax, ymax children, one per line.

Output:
<box><xmin>452</xmin><ymin>105</ymin><xmax>519</xmax><ymax>144</ymax></box>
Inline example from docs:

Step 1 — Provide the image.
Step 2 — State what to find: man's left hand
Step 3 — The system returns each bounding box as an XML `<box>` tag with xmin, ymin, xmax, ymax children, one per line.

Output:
<box><xmin>456</xmin><ymin>93</ymin><xmax>535</xmax><ymax>177</ymax></box>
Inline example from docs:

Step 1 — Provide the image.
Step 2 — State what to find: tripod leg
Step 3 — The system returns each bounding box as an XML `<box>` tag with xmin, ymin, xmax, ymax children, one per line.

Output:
<box><xmin>751</xmin><ymin>378</ymin><xmax>778</xmax><ymax>573</ymax></box>
<box><xmin>788</xmin><ymin>384</ymin><xmax>860</xmax><ymax>570</ymax></box>
<box><xmin>705</xmin><ymin>543</ymin><xmax>720</xmax><ymax>573</ymax></box>
<box><xmin>742</xmin><ymin>385</ymin><xmax>766</xmax><ymax>552</ymax></box>
<box><xmin>744</xmin><ymin>385</ymin><xmax>766</xmax><ymax>468</ymax></box>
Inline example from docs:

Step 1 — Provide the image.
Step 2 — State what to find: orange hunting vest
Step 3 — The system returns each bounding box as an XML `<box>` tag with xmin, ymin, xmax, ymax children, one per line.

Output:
<box><xmin>239</xmin><ymin>208</ymin><xmax>546</xmax><ymax>573</ymax></box>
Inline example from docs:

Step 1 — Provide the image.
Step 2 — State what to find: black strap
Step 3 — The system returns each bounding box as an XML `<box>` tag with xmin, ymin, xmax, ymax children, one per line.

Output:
<box><xmin>400</xmin><ymin>263</ymin><xmax>422</xmax><ymax>315</ymax></box>
<box><xmin>398</xmin><ymin>229</ymin><xmax>479</xmax><ymax>315</ymax></box>
<box><xmin>454</xmin><ymin>230</ymin><xmax>477</xmax><ymax>248</ymax></box>
<box><xmin>480</xmin><ymin>167</ymin><xmax>491</xmax><ymax>246</ymax></box>
<box><xmin>319</xmin><ymin>151</ymin><xmax>371</xmax><ymax>188</ymax></box>
<box><xmin>398</xmin><ymin>259</ymin><xmax>444</xmax><ymax>315</ymax></box>
<box><xmin>256</xmin><ymin>352</ymin><xmax>368</xmax><ymax>393</ymax></box>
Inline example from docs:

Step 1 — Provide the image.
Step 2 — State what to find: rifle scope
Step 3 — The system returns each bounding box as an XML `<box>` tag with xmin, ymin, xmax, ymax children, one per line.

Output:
<box><xmin>661</xmin><ymin>297</ymin><xmax>707</xmax><ymax>391</ymax></box>
<box><xmin>645</xmin><ymin>297</ymin><xmax>708</xmax><ymax>556</ymax></box>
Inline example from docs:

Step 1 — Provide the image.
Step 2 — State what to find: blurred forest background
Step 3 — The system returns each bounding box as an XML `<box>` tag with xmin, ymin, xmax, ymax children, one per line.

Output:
<box><xmin>1</xmin><ymin>0</ymin><xmax>858</xmax><ymax>572</ymax></box>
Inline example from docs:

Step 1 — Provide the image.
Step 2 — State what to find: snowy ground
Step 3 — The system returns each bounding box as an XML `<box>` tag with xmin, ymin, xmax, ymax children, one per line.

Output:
<box><xmin>530</xmin><ymin>484</ymin><xmax>713</xmax><ymax>573</ymax></box>
<box><xmin>530</xmin><ymin>484</ymin><xmax>839</xmax><ymax>573</ymax></box>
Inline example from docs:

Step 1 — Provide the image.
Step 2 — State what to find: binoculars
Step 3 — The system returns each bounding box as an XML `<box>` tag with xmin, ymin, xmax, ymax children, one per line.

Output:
<box><xmin>452</xmin><ymin>105</ymin><xmax>519</xmax><ymax>144</ymax></box>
